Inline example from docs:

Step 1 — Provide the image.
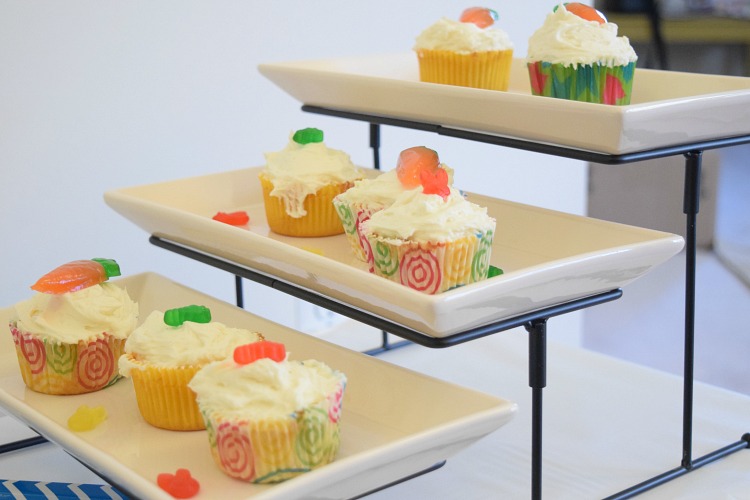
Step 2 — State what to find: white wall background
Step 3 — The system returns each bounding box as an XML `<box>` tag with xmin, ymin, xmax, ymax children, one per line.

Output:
<box><xmin>0</xmin><ymin>1</ymin><xmax>588</xmax><ymax>345</ymax></box>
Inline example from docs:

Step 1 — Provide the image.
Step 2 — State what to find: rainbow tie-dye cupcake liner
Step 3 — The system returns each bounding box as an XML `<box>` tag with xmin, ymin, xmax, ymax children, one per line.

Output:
<box><xmin>527</xmin><ymin>60</ymin><xmax>635</xmax><ymax>105</ymax></box>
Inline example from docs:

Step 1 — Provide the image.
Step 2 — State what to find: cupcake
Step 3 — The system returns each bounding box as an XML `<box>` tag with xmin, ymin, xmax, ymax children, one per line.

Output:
<box><xmin>361</xmin><ymin>172</ymin><xmax>496</xmax><ymax>294</ymax></box>
<box><xmin>333</xmin><ymin>146</ymin><xmax>453</xmax><ymax>262</ymax></box>
<box><xmin>526</xmin><ymin>3</ymin><xmax>637</xmax><ymax>105</ymax></box>
<box><xmin>259</xmin><ymin>127</ymin><xmax>364</xmax><ymax>237</ymax></box>
<box><xmin>118</xmin><ymin>306</ymin><xmax>265</xmax><ymax>431</ymax></box>
<box><xmin>189</xmin><ymin>341</ymin><xmax>346</xmax><ymax>484</ymax></box>
<box><xmin>9</xmin><ymin>259</ymin><xmax>137</xmax><ymax>395</ymax></box>
<box><xmin>414</xmin><ymin>7</ymin><xmax>514</xmax><ymax>91</ymax></box>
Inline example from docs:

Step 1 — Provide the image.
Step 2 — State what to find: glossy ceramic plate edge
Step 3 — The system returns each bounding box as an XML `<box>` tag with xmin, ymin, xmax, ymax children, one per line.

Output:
<box><xmin>0</xmin><ymin>272</ymin><xmax>516</xmax><ymax>500</ymax></box>
<box><xmin>104</xmin><ymin>167</ymin><xmax>684</xmax><ymax>337</ymax></box>
<box><xmin>258</xmin><ymin>53</ymin><xmax>750</xmax><ymax>154</ymax></box>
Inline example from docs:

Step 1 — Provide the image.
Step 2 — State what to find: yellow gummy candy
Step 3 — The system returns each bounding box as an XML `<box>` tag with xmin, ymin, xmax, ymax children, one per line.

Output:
<box><xmin>67</xmin><ymin>405</ymin><xmax>107</xmax><ymax>432</ymax></box>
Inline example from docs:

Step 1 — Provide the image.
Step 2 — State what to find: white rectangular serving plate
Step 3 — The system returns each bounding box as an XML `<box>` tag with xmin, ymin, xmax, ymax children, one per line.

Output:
<box><xmin>0</xmin><ymin>272</ymin><xmax>516</xmax><ymax>500</ymax></box>
<box><xmin>258</xmin><ymin>52</ymin><xmax>750</xmax><ymax>154</ymax></box>
<box><xmin>104</xmin><ymin>167</ymin><xmax>684</xmax><ymax>338</ymax></box>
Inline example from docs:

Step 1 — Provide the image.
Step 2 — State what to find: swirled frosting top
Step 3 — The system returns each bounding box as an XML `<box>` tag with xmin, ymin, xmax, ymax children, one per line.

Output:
<box><xmin>118</xmin><ymin>310</ymin><xmax>264</xmax><ymax>374</ymax></box>
<box><xmin>414</xmin><ymin>17</ymin><xmax>514</xmax><ymax>53</ymax></box>
<box><xmin>527</xmin><ymin>5</ymin><xmax>637</xmax><ymax>66</ymax></box>
<box><xmin>188</xmin><ymin>356</ymin><xmax>346</xmax><ymax>419</ymax></box>
<box><xmin>13</xmin><ymin>283</ymin><xmax>138</xmax><ymax>343</ymax></box>
<box><xmin>361</xmin><ymin>187</ymin><xmax>495</xmax><ymax>242</ymax></box>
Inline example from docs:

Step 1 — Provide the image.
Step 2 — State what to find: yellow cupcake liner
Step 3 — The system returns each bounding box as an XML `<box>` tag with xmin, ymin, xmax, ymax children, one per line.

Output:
<box><xmin>201</xmin><ymin>378</ymin><xmax>346</xmax><ymax>483</ymax></box>
<box><xmin>259</xmin><ymin>174</ymin><xmax>352</xmax><ymax>237</ymax></box>
<box><xmin>416</xmin><ymin>49</ymin><xmax>513</xmax><ymax>91</ymax></box>
<box><xmin>9</xmin><ymin>322</ymin><xmax>125</xmax><ymax>395</ymax></box>
<box><xmin>365</xmin><ymin>229</ymin><xmax>495</xmax><ymax>294</ymax></box>
<box><xmin>125</xmin><ymin>355</ymin><xmax>205</xmax><ymax>431</ymax></box>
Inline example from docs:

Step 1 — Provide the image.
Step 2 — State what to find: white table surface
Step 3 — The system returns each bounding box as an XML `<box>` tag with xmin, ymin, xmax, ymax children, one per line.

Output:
<box><xmin>1</xmin><ymin>327</ymin><xmax>748</xmax><ymax>499</ymax></box>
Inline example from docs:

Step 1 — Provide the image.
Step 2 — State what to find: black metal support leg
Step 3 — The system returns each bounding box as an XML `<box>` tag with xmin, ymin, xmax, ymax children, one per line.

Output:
<box><xmin>234</xmin><ymin>274</ymin><xmax>244</xmax><ymax>308</ymax></box>
<box><xmin>681</xmin><ymin>150</ymin><xmax>701</xmax><ymax>468</ymax></box>
<box><xmin>526</xmin><ymin>318</ymin><xmax>547</xmax><ymax>500</ymax></box>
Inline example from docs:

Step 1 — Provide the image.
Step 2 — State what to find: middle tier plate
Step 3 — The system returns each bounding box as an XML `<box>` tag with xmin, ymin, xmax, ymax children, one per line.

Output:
<box><xmin>104</xmin><ymin>166</ymin><xmax>684</xmax><ymax>337</ymax></box>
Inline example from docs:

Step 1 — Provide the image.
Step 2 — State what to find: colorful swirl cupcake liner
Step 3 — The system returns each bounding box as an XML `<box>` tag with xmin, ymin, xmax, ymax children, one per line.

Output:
<box><xmin>259</xmin><ymin>174</ymin><xmax>352</xmax><ymax>237</ymax></box>
<box><xmin>201</xmin><ymin>378</ymin><xmax>345</xmax><ymax>484</ymax></box>
<box><xmin>365</xmin><ymin>230</ymin><xmax>495</xmax><ymax>294</ymax></box>
<box><xmin>417</xmin><ymin>49</ymin><xmax>514</xmax><ymax>91</ymax></box>
<box><xmin>9</xmin><ymin>322</ymin><xmax>124</xmax><ymax>395</ymax></box>
<box><xmin>527</xmin><ymin>60</ymin><xmax>635</xmax><ymax>105</ymax></box>
<box><xmin>333</xmin><ymin>198</ymin><xmax>378</xmax><ymax>263</ymax></box>
<box><xmin>124</xmin><ymin>354</ymin><xmax>206</xmax><ymax>431</ymax></box>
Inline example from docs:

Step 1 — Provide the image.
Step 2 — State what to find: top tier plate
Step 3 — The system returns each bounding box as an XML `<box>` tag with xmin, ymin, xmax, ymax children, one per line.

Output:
<box><xmin>258</xmin><ymin>53</ymin><xmax>750</xmax><ymax>155</ymax></box>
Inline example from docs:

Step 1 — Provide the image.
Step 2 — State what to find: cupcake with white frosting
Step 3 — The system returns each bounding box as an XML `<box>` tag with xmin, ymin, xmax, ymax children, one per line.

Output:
<box><xmin>360</xmin><ymin>177</ymin><xmax>496</xmax><ymax>294</ymax></box>
<box><xmin>333</xmin><ymin>146</ymin><xmax>454</xmax><ymax>262</ymax></box>
<box><xmin>414</xmin><ymin>6</ymin><xmax>514</xmax><ymax>91</ymax></box>
<box><xmin>527</xmin><ymin>3</ymin><xmax>638</xmax><ymax>104</ymax></box>
<box><xmin>189</xmin><ymin>341</ymin><xmax>346</xmax><ymax>483</ymax></box>
<box><xmin>259</xmin><ymin>127</ymin><xmax>363</xmax><ymax>237</ymax></box>
<box><xmin>118</xmin><ymin>307</ymin><xmax>264</xmax><ymax>431</ymax></box>
<box><xmin>10</xmin><ymin>258</ymin><xmax>137</xmax><ymax>395</ymax></box>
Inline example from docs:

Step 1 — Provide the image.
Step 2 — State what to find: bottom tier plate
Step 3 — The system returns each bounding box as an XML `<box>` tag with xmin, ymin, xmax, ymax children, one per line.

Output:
<box><xmin>0</xmin><ymin>272</ymin><xmax>516</xmax><ymax>500</ymax></box>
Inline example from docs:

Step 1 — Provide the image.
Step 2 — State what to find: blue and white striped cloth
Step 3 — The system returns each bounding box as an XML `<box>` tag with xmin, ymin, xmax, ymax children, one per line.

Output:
<box><xmin>0</xmin><ymin>480</ymin><xmax>127</xmax><ymax>499</ymax></box>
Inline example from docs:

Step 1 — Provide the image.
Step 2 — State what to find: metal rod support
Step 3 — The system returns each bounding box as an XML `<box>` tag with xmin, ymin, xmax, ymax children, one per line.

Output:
<box><xmin>526</xmin><ymin>319</ymin><xmax>548</xmax><ymax>500</ymax></box>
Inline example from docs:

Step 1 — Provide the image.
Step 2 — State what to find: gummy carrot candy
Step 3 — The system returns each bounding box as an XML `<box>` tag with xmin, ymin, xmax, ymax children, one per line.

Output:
<box><xmin>234</xmin><ymin>341</ymin><xmax>286</xmax><ymax>365</ymax></box>
<box><xmin>292</xmin><ymin>127</ymin><xmax>324</xmax><ymax>145</ymax></box>
<box><xmin>460</xmin><ymin>7</ymin><xmax>499</xmax><ymax>28</ymax></box>
<box><xmin>420</xmin><ymin>167</ymin><xmax>450</xmax><ymax>199</ymax></box>
<box><xmin>68</xmin><ymin>405</ymin><xmax>107</xmax><ymax>432</ymax></box>
<box><xmin>163</xmin><ymin>305</ymin><xmax>212</xmax><ymax>327</ymax></box>
<box><xmin>212</xmin><ymin>210</ymin><xmax>250</xmax><ymax>226</ymax></box>
<box><xmin>31</xmin><ymin>258</ymin><xmax>121</xmax><ymax>294</ymax></box>
<box><xmin>556</xmin><ymin>2</ymin><xmax>606</xmax><ymax>23</ymax></box>
<box><xmin>396</xmin><ymin>146</ymin><xmax>440</xmax><ymax>189</ymax></box>
<box><xmin>157</xmin><ymin>469</ymin><xmax>200</xmax><ymax>499</ymax></box>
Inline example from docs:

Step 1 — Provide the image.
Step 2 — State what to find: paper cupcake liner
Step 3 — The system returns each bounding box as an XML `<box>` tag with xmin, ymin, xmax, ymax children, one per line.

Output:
<box><xmin>416</xmin><ymin>49</ymin><xmax>513</xmax><ymax>91</ymax></box>
<box><xmin>201</xmin><ymin>378</ymin><xmax>345</xmax><ymax>484</ymax></box>
<box><xmin>259</xmin><ymin>174</ymin><xmax>352</xmax><ymax>237</ymax></box>
<box><xmin>333</xmin><ymin>198</ymin><xmax>379</xmax><ymax>262</ymax></box>
<box><xmin>527</xmin><ymin>61</ymin><xmax>635</xmax><ymax>105</ymax></box>
<box><xmin>365</xmin><ymin>229</ymin><xmax>495</xmax><ymax>294</ymax></box>
<box><xmin>9</xmin><ymin>322</ymin><xmax>125</xmax><ymax>395</ymax></box>
<box><xmin>125</xmin><ymin>355</ymin><xmax>205</xmax><ymax>431</ymax></box>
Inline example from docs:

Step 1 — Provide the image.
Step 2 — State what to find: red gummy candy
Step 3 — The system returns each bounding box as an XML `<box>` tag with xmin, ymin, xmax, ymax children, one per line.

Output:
<box><xmin>234</xmin><ymin>340</ymin><xmax>286</xmax><ymax>365</ymax></box>
<box><xmin>460</xmin><ymin>7</ymin><xmax>499</xmax><ymax>28</ymax></box>
<box><xmin>212</xmin><ymin>211</ymin><xmax>250</xmax><ymax>226</ymax></box>
<box><xmin>420</xmin><ymin>167</ymin><xmax>450</xmax><ymax>199</ymax></box>
<box><xmin>562</xmin><ymin>3</ymin><xmax>606</xmax><ymax>24</ymax></box>
<box><xmin>157</xmin><ymin>468</ymin><xmax>200</xmax><ymax>499</ymax></box>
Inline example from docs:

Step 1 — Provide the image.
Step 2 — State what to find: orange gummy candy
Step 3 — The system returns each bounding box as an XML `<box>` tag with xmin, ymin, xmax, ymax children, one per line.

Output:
<box><xmin>396</xmin><ymin>146</ymin><xmax>440</xmax><ymax>189</ymax></box>
<box><xmin>31</xmin><ymin>258</ymin><xmax>120</xmax><ymax>294</ymax></box>
<box><xmin>68</xmin><ymin>405</ymin><xmax>107</xmax><ymax>432</ymax></box>
<box><xmin>562</xmin><ymin>3</ymin><xmax>606</xmax><ymax>23</ymax></box>
<box><xmin>460</xmin><ymin>7</ymin><xmax>499</xmax><ymax>28</ymax></box>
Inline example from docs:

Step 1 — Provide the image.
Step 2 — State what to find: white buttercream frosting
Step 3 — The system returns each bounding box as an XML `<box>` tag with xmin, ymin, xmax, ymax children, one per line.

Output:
<box><xmin>262</xmin><ymin>133</ymin><xmax>363</xmax><ymax>218</ymax></box>
<box><xmin>13</xmin><ymin>283</ymin><xmax>138</xmax><ymax>343</ymax></box>
<box><xmin>361</xmin><ymin>187</ymin><xmax>495</xmax><ymax>242</ymax></box>
<box><xmin>414</xmin><ymin>17</ymin><xmax>514</xmax><ymax>53</ymax></box>
<box><xmin>118</xmin><ymin>310</ymin><xmax>264</xmax><ymax>375</ymax></box>
<box><xmin>527</xmin><ymin>4</ymin><xmax>637</xmax><ymax>66</ymax></box>
<box><xmin>188</xmin><ymin>357</ymin><xmax>345</xmax><ymax>419</ymax></box>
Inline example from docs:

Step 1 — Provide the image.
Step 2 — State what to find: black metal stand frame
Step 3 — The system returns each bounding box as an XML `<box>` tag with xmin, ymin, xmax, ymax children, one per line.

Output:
<box><xmin>299</xmin><ymin>105</ymin><xmax>750</xmax><ymax>498</ymax></box>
